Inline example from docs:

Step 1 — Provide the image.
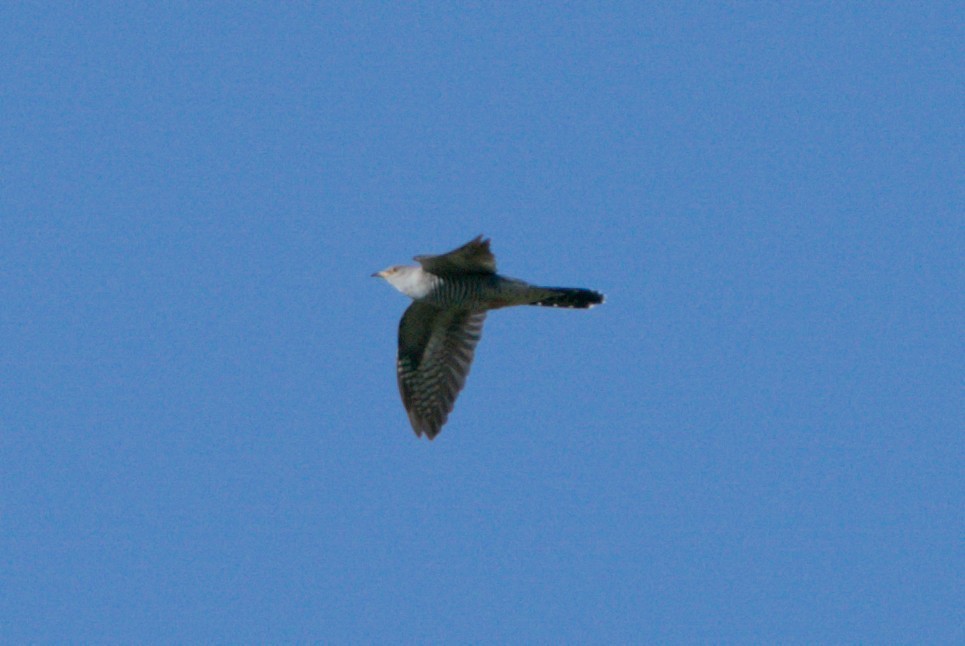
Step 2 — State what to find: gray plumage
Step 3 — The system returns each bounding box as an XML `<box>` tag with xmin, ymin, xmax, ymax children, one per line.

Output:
<box><xmin>374</xmin><ymin>236</ymin><xmax>604</xmax><ymax>439</ymax></box>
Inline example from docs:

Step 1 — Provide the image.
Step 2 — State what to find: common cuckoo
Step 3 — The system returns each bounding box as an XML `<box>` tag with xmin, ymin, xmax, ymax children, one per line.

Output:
<box><xmin>373</xmin><ymin>236</ymin><xmax>604</xmax><ymax>439</ymax></box>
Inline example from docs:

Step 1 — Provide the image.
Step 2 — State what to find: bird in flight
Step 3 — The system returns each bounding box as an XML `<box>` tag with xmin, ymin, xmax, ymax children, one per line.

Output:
<box><xmin>373</xmin><ymin>236</ymin><xmax>604</xmax><ymax>439</ymax></box>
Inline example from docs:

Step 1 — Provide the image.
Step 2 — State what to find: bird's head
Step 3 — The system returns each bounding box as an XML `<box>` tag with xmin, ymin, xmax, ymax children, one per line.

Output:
<box><xmin>371</xmin><ymin>265</ymin><xmax>431</xmax><ymax>298</ymax></box>
<box><xmin>371</xmin><ymin>265</ymin><xmax>405</xmax><ymax>280</ymax></box>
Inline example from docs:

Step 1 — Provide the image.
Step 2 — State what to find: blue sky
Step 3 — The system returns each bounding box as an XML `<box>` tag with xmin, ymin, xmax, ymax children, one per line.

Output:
<box><xmin>2</xmin><ymin>3</ymin><xmax>961</xmax><ymax>642</ymax></box>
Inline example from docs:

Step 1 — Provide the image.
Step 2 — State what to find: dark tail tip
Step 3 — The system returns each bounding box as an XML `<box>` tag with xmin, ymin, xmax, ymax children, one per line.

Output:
<box><xmin>530</xmin><ymin>288</ymin><xmax>605</xmax><ymax>309</ymax></box>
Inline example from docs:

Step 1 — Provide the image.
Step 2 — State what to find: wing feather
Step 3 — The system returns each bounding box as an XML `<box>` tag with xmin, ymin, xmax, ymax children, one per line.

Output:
<box><xmin>396</xmin><ymin>302</ymin><xmax>486</xmax><ymax>439</ymax></box>
<box><xmin>414</xmin><ymin>235</ymin><xmax>496</xmax><ymax>275</ymax></box>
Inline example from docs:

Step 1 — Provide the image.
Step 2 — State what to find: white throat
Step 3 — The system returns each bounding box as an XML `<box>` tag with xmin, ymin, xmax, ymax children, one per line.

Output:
<box><xmin>382</xmin><ymin>266</ymin><xmax>434</xmax><ymax>299</ymax></box>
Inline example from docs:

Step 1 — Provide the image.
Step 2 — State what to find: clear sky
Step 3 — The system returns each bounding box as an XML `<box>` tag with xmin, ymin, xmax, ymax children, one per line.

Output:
<box><xmin>2</xmin><ymin>3</ymin><xmax>961</xmax><ymax>642</ymax></box>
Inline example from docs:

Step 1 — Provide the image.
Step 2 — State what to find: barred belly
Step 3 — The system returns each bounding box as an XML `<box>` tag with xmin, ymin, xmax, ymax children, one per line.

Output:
<box><xmin>423</xmin><ymin>275</ymin><xmax>526</xmax><ymax>310</ymax></box>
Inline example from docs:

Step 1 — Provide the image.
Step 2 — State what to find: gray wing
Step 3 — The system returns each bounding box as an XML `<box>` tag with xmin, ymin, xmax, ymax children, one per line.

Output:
<box><xmin>414</xmin><ymin>235</ymin><xmax>497</xmax><ymax>275</ymax></box>
<box><xmin>396</xmin><ymin>301</ymin><xmax>486</xmax><ymax>439</ymax></box>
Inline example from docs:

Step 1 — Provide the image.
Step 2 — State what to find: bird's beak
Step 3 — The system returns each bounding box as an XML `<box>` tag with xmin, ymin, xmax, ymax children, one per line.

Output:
<box><xmin>371</xmin><ymin>271</ymin><xmax>384</xmax><ymax>278</ymax></box>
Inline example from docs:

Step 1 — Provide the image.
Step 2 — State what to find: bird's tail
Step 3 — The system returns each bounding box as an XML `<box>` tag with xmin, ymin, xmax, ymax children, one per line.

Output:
<box><xmin>528</xmin><ymin>287</ymin><xmax>605</xmax><ymax>309</ymax></box>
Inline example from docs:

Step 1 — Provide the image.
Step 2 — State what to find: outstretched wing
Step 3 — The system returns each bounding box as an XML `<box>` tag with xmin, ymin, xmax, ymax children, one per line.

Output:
<box><xmin>396</xmin><ymin>301</ymin><xmax>486</xmax><ymax>439</ymax></box>
<box><xmin>414</xmin><ymin>235</ymin><xmax>496</xmax><ymax>275</ymax></box>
